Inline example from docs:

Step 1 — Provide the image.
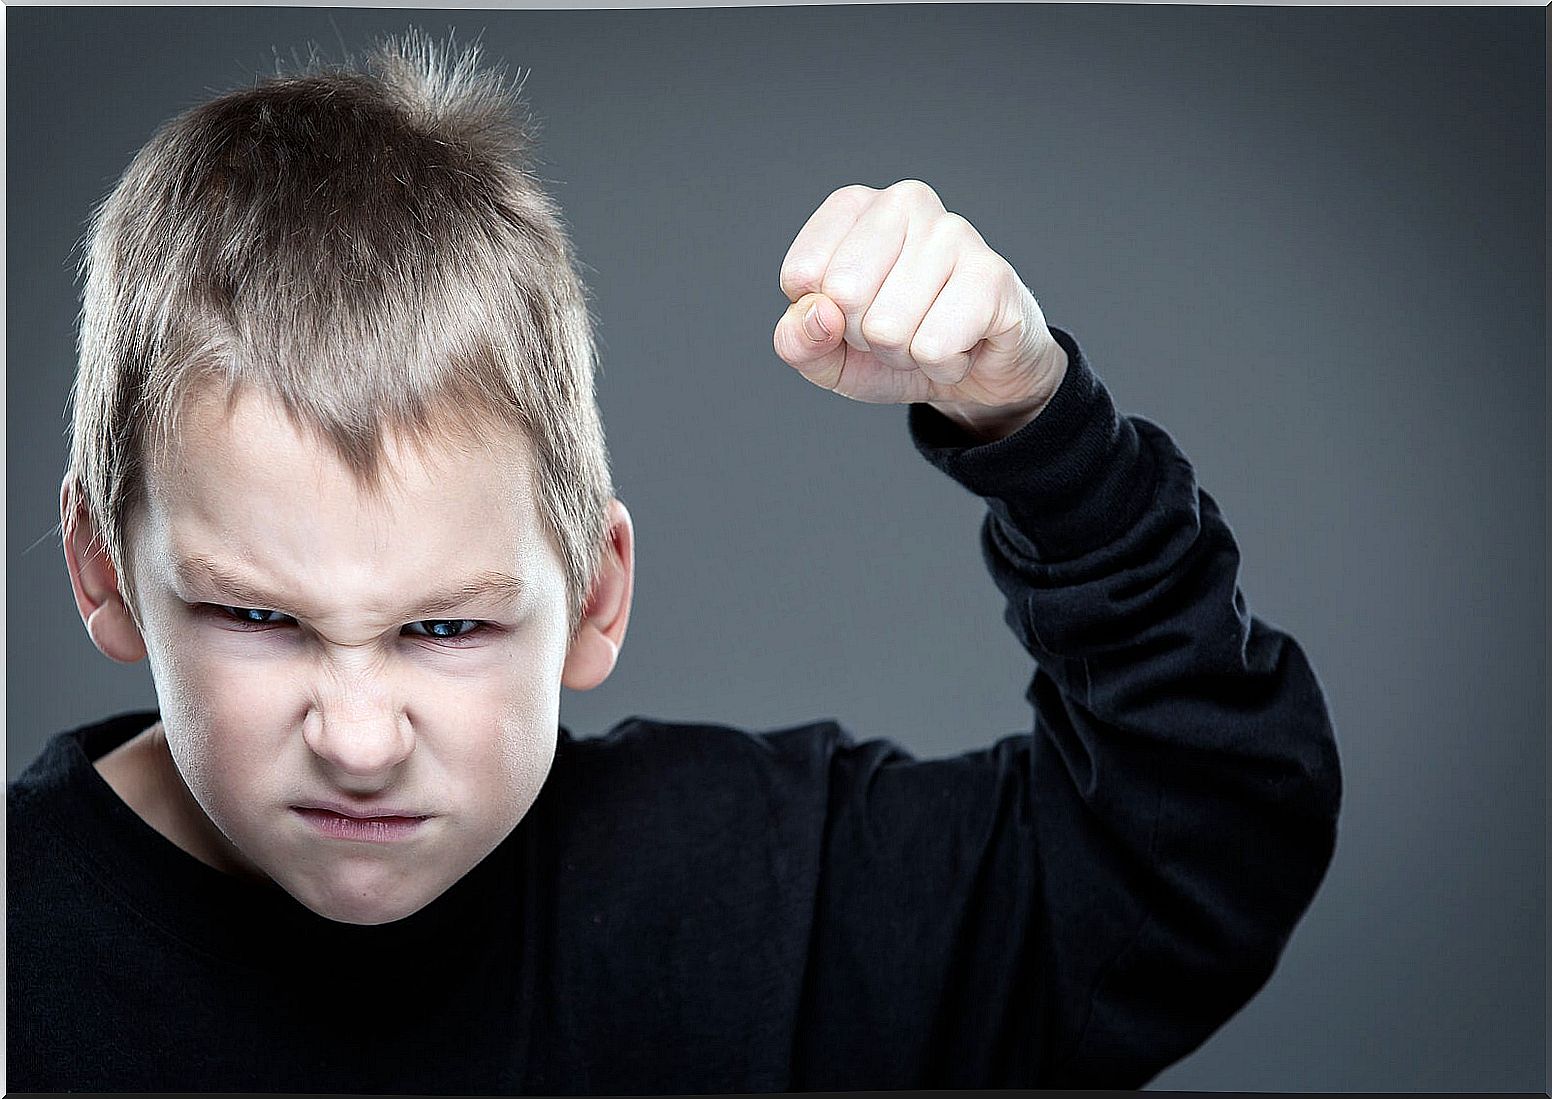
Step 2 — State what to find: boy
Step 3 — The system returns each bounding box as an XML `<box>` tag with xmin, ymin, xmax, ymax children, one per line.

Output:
<box><xmin>8</xmin><ymin>30</ymin><xmax>1341</xmax><ymax>1093</ymax></box>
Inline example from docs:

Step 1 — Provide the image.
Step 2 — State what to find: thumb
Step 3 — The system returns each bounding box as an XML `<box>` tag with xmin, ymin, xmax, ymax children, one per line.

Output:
<box><xmin>774</xmin><ymin>292</ymin><xmax>846</xmax><ymax>386</ymax></box>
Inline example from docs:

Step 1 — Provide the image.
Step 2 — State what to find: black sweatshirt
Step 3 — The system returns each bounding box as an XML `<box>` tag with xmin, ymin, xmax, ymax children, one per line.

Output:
<box><xmin>6</xmin><ymin>327</ymin><xmax>1342</xmax><ymax>1093</ymax></box>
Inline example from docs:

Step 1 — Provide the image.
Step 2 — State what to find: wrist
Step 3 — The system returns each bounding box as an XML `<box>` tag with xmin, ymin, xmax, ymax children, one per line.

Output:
<box><xmin>927</xmin><ymin>342</ymin><xmax>1069</xmax><ymax>445</ymax></box>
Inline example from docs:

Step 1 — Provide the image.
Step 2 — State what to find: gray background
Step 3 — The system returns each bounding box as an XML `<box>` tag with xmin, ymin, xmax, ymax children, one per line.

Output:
<box><xmin>6</xmin><ymin>5</ymin><xmax>1545</xmax><ymax>1091</ymax></box>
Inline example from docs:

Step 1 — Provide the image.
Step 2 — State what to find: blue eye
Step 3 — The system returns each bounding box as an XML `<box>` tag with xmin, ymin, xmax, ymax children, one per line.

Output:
<box><xmin>202</xmin><ymin>605</ymin><xmax>486</xmax><ymax>645</ymax></box>
<box><xmin>404</xmin><ymin>620</ymin><xmax>484</xmax><ymax>641</ymax></box>
<box><xmin>219</xmin><ymin>606</ymin><xmax>293</xmax><ymax>626</ymax></box>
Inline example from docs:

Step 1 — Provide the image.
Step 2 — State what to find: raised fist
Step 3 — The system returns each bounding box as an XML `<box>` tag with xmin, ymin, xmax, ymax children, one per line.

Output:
<box><xmin>774</xmin><ymin>179</ymin><xmax>1067</xmax><ymax>439</ymax></box>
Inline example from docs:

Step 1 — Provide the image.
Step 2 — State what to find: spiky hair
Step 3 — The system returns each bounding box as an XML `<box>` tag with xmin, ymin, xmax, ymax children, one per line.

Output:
<box><xmin>69</xmin><ymin>29</ymin><xmax>614</xmax><ymax>642</ymax></box>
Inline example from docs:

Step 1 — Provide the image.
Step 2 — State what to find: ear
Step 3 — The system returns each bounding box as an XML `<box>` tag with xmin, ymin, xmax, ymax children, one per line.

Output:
<box><xmin>60</xmin><ymin>474</ymin><xmax>147</xmax><ymax>664</ymax></box>
<box><xmin>561</xmin><ymin>498</ymin><xmax>634</xmax><ymax>691</ymax></box>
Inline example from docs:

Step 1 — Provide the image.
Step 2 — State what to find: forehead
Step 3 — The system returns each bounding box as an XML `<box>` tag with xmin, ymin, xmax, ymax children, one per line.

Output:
<box><xmin>152</xmin><ymin>379</ymin><xmax>535</xmax><ymax>498</ymax></box>
<box><xmin>135</xmin><ymin>382</ymin><xmax>554</xmax><ymax>598</ymax></box>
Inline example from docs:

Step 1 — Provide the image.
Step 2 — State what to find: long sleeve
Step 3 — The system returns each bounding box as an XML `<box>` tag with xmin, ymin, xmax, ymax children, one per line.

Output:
<box><xmin>787</xmin><ymin>326</ymin><xmax>1342</xmax><ymax>1088</ymax></box>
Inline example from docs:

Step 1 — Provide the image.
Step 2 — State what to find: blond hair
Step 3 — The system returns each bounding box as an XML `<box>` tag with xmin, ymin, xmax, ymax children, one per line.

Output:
<box><xmin>68</xmin><ymin>29</ymin><xmax>614</xmax><ymax>643</ymax></box>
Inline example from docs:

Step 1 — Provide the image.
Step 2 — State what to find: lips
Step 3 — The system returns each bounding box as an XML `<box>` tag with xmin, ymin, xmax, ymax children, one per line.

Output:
<box><xmin>294</xmin><ymin>799</ymin><xmax>431</xmax><ymax>821</ymax></box>
<box><xmin>293</xmin><ymin>805</ymin><xmax>431</xmax><ymax>842</ymax></box>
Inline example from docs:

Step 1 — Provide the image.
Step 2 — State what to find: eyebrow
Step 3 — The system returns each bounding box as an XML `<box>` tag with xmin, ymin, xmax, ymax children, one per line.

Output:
<box><xmin>172</xmin><ymin>554</ymin><xmax>528</xmax><ymax>619</ymax></box>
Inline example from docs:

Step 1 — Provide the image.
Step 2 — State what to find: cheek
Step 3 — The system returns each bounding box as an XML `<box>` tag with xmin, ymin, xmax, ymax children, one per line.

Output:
<box><xmin>139</xmin><ymin>594</ymin><xmax>288</xmax><ymax>707</ymax></box>
<box><xmin>153</xmin><ymin>633</ymin><xmax>294</xmax><ymax>730</ymax></box>
<box><xmin>140</xmin><ymin>624</ymin><xmax>294</xmax><ymax>809</ymax></box>
<box><xmin>440</xmin><ymin>672</ymin><xmax>559</xmax><ymax>810</ymax></box>
<box><xmin>474</xmin><ymin>617</ymin><xmax>574</xmax><ymax>782</ymax></box>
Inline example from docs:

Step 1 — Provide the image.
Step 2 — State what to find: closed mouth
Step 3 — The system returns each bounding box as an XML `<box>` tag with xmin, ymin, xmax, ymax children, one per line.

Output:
<box><xmin>293</xmin><ymin>802</ymin><xmax>431</xmax><ymax>821</ymax></box>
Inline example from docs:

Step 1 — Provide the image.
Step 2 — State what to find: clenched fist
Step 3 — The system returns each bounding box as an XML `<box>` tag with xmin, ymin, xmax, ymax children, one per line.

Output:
<box><xmin>774</xmin><ymin>179</ymin><xmax>1068</xmax><ymax>443</ymax></box>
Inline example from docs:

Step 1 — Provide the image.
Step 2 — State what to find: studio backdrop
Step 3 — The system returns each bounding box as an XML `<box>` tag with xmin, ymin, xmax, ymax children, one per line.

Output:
<box><xmin>6</xmin><ymin>5</ymin><xmax>1544</xmax><ymax>1091</ymax></box>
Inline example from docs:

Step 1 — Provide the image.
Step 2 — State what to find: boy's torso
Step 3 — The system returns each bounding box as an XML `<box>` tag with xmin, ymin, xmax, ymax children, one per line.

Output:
<box><xmin>7</xmin><ymin>711</ymin><xmax>841</xmax><ymax>1093</ymax></box>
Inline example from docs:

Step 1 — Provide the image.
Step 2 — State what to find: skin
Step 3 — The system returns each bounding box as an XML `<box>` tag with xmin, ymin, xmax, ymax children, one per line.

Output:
<box><xmin>64</xmin><ymin>176</ymin><xmax>1060</xmax><ymax>928</ymax></box>
<box><xmin>63</xmin><ymin>386</ymin><xmax>635</xmax><ymax>926</ymax></box>
<box><xmin>771</xmin><ymin>179</ymin><xmax>1069</xmax><ymax>441</ymax></box>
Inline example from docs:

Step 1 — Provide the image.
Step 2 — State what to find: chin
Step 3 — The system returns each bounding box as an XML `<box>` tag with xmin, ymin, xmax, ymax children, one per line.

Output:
<box><xmin>322</xmin><ymin>900</ymin><xmax>434</xmax><ymax>927</ymax></box>
<box><xmin>284</xmin><ymin>861</ymin><xmax>452</xmax><ymax>926</ymax></box>
<box><xmin>301</xmin><ymin>883</ymin><xmax>442</xmax><ymax>926</ymax></box>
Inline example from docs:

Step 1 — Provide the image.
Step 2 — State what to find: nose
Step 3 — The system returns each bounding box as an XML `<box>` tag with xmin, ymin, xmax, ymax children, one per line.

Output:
<box><xmin>302</xmin><ymin>679</ymin><xmax>414</xmax><ymax>780</ymax></box>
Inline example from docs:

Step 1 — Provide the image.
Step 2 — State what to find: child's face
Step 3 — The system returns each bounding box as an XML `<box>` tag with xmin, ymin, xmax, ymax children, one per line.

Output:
<box><xmin>118</xmin><ymin>385</ymin><xmax>583</xmax><ymax>925</ymax></box>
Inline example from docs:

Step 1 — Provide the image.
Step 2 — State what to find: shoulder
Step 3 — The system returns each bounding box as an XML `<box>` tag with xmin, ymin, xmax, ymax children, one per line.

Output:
<box><xmin>554</xmin><ymin>714</ymin><xmax>851</xmax><ymax>787</ymax></box>
<box><xmin>537</xmin><ymin>715</ymin><xmax>856</xmax><ymax>857</ymax></box>
<box><xmin>545</xmin><ymin>716</ymin><xmax>1023</xmax><ymax>813</ymax></box>
<box><xmin>8</xmin><ymin>710</ymin><xmax>159</xmax><ymax>849</ymax></box>
<box><xmin>8</xmin><ymin>725</ymin><xmax>82</xmax><ymax>819</ymax></box>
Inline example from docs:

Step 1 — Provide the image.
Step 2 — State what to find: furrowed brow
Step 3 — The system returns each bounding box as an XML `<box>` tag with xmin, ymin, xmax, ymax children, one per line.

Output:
<box><xmin>172</xmin><ymin>555</ymin><xmax>527</xmax><ymax>619</ymax></box>
<box><xmin>174</xmin><ymin>555</ymin><xmax>288</xmax><ymax>612</ymax></box>
<box><xmin>412</xmin><ymin>573</ymin><xmax>528</xmax><ymax>617</ymax></box>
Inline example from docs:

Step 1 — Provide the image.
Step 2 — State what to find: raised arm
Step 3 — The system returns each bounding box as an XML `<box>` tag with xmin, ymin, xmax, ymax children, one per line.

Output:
<box><xmin>771</xmin><ymin>180</ymin><xmax>1342</xmax><ymax>1087</ymax></box>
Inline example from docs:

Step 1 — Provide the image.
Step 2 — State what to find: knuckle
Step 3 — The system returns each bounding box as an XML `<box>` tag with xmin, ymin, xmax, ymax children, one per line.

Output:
<box><xmin>888</xmin><ymin>178</ymin><xmax>941</xmax><ymax>206</ymax></box>
<box><xmin>860</xmin><ymin>312</ymin><xmax>911</xmax><ymax>352</ymax></box>
<box><xmin>960</xmin><ymin>252</ymin><xmax>1005</xmax><ymax>291</ymax></box>
<box><xmin>820</xmin><ymin>270</ymin><xmax>867</xmax><ymax>311</ymax></box>
<box><xmin>933</xmin><ymin>210</ymin><xmax>976</xmax><ymax>240</ymax></box>
<box><xmin>992</xmin><ymin>255</ymin><xmax>1020</xmax><ymax>294</ymax></box>
<box><xmin>938</xmin><ymin>214</ymin><xmax>992</xmax><ymax>258</ymax></box>
<box><xmin>827</xmin><ymin>183</ymin><xmax>877</xmax><ymax>212</ymax></box>
<box><xmin>910</xmin><ymin>333</ymin><xmax>958</xmax><ymax>367</ymax></box>
<box><xmin>780</xmin><ymin>258</ymin><xmax>823</xmax><ymax>296</ymax></box>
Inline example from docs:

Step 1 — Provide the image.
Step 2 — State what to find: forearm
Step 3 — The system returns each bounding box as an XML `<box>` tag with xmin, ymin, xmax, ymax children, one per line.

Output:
<box><xmin>910</xmin><ymin>325</ymin><xmax>1341</xmax><ymax>1084</ymax></box>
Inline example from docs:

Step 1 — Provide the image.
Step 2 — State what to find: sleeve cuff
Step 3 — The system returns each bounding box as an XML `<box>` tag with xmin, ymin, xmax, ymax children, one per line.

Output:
<box><xmin>907</xmin><ymin>325</ymin><xmax>1158</xmax><ymax>564</ymax></box>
